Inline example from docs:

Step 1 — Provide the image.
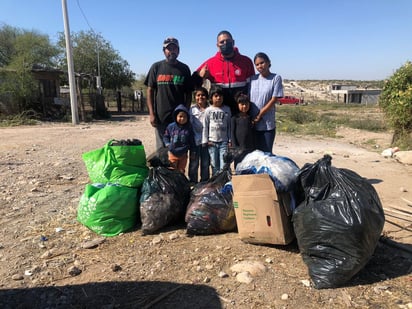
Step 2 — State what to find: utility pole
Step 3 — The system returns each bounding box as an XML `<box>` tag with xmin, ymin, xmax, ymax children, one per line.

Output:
<box><xmin>61</xmin><ymin>0</ymin><xmax>79</xmax><ymax>124</ymax></box>
<box><xmin>96</xmin><ymin>36</ymin><xmax>102</xmax><ymax>94</ymax></box>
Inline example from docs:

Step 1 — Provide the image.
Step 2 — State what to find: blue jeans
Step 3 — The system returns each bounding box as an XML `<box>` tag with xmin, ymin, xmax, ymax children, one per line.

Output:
<box><xmin>208</xmin><ymin>141</ymin><xmax>228</xmax><ymax>176</ymax></box>
<box><xmin>189</xmin><ymin>145</ymin><xmax>210</xmax><ymax>183</ymax></box>
<box><xmin>256</xmin><ymin>129</ymin><xmax>276</xmax><ymax>154</ymax></box>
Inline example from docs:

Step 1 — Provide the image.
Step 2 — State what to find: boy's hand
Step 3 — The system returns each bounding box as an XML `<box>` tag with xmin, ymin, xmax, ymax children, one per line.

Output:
<box><xmin>199</xmin><ymin>64</ymin><xmax>209</xmax><ymax>79</ymax></box>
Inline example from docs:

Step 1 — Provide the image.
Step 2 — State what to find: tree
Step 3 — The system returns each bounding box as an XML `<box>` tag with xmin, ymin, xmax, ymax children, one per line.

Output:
<box><xmin>133</xmin><ymin>74</ymin><xmax>146</xmax><ymax>91</ymax></box>
<box><xmin>0</xmin><ymin>24</ymin><xmax>17</xmax><ymax>67</ymax></box>
<box><xmin>379</xmin><ymin>61</ymin><xmax>412</xmax><ymax>149</ymax></box>
<box><xmin>0</xmin><ymin>24</ymin><xmax>59</xmax><ymax>113</ymax></box>
<box><xmin>57</xmin><ymin>30</ymin><xmax>135</xmax><ymax>91</ymax></box>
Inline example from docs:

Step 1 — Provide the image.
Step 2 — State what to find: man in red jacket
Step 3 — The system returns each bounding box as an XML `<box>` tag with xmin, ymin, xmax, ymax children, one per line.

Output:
<box><xmin>194</xmin><ymin>30</ymin><xmax>255</xmax><ymax>115</ymax></box>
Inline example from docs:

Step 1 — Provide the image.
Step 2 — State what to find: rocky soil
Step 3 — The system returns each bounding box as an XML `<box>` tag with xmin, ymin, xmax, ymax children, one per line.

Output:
<box><xmin>0</xmin><ymin>114</ymin><xmax>411</xmax><ymax>309</ymax></box>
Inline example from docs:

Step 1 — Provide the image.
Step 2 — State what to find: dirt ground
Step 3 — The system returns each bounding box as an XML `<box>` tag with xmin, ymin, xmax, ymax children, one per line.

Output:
<box><xmin>0</xmin><ymin>114</ymin><xmax>411</xmax><ymax>309</ymax></box>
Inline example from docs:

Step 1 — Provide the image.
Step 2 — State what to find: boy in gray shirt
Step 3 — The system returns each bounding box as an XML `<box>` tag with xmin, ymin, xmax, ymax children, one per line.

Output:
<box><xmin>202</xmin><ymin>86</ymin><xmax>232</xmax><ymax>176</ymax></box>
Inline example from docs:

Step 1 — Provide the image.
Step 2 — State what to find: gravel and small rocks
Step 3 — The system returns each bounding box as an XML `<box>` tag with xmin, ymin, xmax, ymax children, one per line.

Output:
<box><xmin>0</xmin><ymin>120</ymin><xmax>411</xmax><ymax>308</ymax></box>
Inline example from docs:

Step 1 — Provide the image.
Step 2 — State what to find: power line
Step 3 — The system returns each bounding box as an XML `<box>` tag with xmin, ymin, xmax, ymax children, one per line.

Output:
<box><xmin>76</xmin><ymin>0</ymin><xmax>101</xmax><ymax>92</ymax></box>
<box><xmin>76</xmin><ymin>0</ymin><xmax>96</xmax><ymax>34</ymax></box>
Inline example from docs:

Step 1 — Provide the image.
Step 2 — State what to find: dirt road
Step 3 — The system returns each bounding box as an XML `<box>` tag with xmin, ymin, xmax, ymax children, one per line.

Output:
<box><xmin>0</xmin><ymin>115</ymin><xmax>411</xmax><ymax>308</ymax></box>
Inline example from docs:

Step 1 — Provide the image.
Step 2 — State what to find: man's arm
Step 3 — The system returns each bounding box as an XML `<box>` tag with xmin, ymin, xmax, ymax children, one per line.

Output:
<box><xmin>185</xmin><ymin>90</ymin><xmax>192</xmax><ymax>108</ymax></box>
<box><xmin>146</xmin><ymin>86</ymin><xmax>156</xmax><ymax>127</ymax></box>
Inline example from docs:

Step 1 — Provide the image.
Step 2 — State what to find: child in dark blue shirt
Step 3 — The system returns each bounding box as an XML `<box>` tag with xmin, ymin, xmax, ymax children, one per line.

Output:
<box><xmin>230</xmin><ymin>91</ymin><xmax>256</xmax><ymax>167</ymax></box>
<box><xmin>163</xmin><ymin>104</ymin><xmax>196</xmax><ymax>174</ymax></box>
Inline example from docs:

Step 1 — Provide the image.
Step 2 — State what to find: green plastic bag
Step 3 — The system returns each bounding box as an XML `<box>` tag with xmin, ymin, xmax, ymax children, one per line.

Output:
<box><xmin>77</xmin><ymin>183</ymin><xmax>139</xmax><ymax>236</ymax></box>
<box><xmin>82</xmin><ymin>140</ymin><xmax>148</xmax><ymax>187</ymax></box>
<box><xmin>110</xmin><ymin>142</ymin><xmax>147</xmax><ymax>167</ymax></box>
<box><xmin>82</xmin><ymin>147</ymin><xmax>109</xmax><ymax>184</ymax></box>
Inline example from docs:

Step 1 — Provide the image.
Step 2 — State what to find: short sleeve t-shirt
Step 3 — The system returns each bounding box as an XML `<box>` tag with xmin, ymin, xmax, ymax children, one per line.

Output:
<box><xmin>145</xmin><ymin>60</ymin><xmax>192</xmax><ymax>124</ymax></box>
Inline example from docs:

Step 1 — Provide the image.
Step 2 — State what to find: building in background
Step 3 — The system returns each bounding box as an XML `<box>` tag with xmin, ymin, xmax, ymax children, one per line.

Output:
<box><xmin>329</xmin><ymin>84</ymin><xmax>381</xmax><ymax>104</ymax></box>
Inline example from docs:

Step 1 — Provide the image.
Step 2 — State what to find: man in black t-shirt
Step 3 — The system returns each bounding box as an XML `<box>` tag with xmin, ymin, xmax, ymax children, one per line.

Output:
<box><xmin>145</xmin><ymin>37</ymin><xmax>193</xmax><ymax>150</ymax></box>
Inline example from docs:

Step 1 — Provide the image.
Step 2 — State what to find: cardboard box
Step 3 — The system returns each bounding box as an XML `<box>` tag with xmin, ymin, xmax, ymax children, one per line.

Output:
<box><xmin>231</xmin><ymin>174</ymin><xmax>295</xmax><ymax>245</ymax></box>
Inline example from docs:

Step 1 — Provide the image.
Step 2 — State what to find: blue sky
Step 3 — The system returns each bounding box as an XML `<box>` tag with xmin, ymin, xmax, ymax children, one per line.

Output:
<box><xmin>1</xmin><ymin>0</ymin><xmax>411</xmax><ymax>80</ymax></box>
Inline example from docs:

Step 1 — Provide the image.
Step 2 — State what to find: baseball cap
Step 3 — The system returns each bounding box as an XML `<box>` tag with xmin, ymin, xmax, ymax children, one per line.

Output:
<box><xmin>163</xmin><ymin>37</ymin><xmax>179</xmax><ymax>49</ymax></box>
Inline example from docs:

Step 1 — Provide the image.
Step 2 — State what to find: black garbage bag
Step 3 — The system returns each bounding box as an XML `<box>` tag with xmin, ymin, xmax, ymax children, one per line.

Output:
<box><xmin>292</xmin><ymin>155</ymin><xmax>385</xmax><ymax>289</ymax></box>
<box><xmin>139</xmin><ymin>166</ymin><xmax>190</xmax><ymax>234</ymax></box>
<box><xmin>185</xmin><ymin>168</ymin><xmax>236</xmax><ymax>235</ymax></box>
<box><xmin>223</xmin><ymin>147</ymin><xmax>253</xmax><ymax>167</ymax></box>
<box><xmin>146</xmin><ymin>147</ymin><xmax>170</xmax><ymax>168</ymax></box>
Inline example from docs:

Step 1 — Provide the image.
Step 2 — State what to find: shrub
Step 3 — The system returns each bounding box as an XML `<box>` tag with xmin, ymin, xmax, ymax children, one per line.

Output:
<box><xmin>379</xmin><ymin>61</ymin><xmax>412</xmax><ymax>149</ymax></box>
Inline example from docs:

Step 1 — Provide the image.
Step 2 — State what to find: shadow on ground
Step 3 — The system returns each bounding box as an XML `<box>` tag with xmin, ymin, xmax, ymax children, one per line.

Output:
<box><xmin>0</xmin><ymin>281</ymin><xmax>222</xmax><ymax>309</ymax></box>
<box><xmin>347</xmin><ymin>238</ymin><xmax>412</xmax><ymax>287</ymax></box>
<box><xmin>106</xmin><ymin>111</ymin><xmax>148</xmax><ymax>122</ymax></box>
